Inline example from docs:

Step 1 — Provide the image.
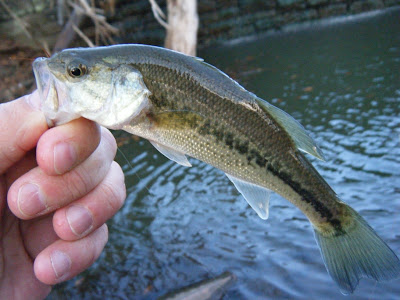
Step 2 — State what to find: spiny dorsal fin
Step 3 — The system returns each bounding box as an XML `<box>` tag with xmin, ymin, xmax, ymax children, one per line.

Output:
<box><xmin>255</xmin><ymin>97</ymin><xmax>325</xmax><ymax>161</ymax></box>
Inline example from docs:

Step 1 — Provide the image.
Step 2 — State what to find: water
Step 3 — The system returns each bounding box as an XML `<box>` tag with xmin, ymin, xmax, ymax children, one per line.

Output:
<box><xmin>50</xmin><ymin>8</ymin><xmax>400</xmax><ymax>300</ymax></box>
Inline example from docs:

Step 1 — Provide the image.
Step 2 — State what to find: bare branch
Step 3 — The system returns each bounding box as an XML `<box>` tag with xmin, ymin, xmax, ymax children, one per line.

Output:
<box><xmin>53</xmin><ymin>8</ymin><xmax>86</xmax><ymax>52</ymax></box>
<box><xmin>41</xmin><ymin>40</ymin><xmax>51</xmax><ymax>57</ymax></box>
<box><xmin>149</xmin><ymin>0</ymin><xmax>169</xmax><ymax>29</ymax></box>
<box><xmin>57</xmin><ymin>0</ymin><xmax>66</xmax><ymax>25</ymax></box>
<box><xmin>0</xmin><ymin>0</ymin><xmax>32</xmax><ymax>39</ymax></box>
<box><xmin>72</xmin><ymin>24</ymin><xmax>95</xmax><ymax>47</ymax></box>
<box><xmin>72</xmin><ymin>0</ymin><xmax>118</xmax><ymax>45</ymax></box>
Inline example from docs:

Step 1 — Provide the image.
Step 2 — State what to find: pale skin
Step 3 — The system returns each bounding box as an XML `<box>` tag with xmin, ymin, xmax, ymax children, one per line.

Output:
<box><xmin>0</xmin><ymin>91</ymin><xmax>126</xmax><ymax>299</ymax></box>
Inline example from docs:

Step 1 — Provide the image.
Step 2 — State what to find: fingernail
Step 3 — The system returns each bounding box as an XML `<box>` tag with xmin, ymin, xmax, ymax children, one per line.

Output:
<box><xmin>66</xmin><ymin>205</ymin><xmax>93</xmax><ymax>236</ymax></box>
<box><xmin>18</xmin><ymin>183</ymin><xmax>47</xmax><ymax>216</ymax></box>
<box><xmin>54</xmin><ymin>142</ymin><xmax>77</xmax><ymax>174</ymax></box>
<box><xmin>50</xmin><ymin>250</ymin><xmax>71</xmax><ymax>279</ymax></box>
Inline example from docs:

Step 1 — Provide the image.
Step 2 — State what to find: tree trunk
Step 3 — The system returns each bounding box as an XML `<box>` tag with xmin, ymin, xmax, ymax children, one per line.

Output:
<box><xmin>165</xmin><ymin>0</ymin><xmax>198</xmax><ymax>56</ymax></box>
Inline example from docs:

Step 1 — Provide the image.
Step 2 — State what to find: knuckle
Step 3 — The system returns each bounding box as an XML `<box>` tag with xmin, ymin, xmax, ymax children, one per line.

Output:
<box><xmin>87</xmin><ymin>224</ymin><xmax>108</xmax><ymax>265</ymax></box>
<box><xmin>89</xmin><ymin>122</ymin><xmax>101</xmax><ymax>142</ymax></box>
<box><xmin>81</xmin><ymin>120</ymin><xmax>101</xmax><ymax>150</ymax></box>
<box><xmin>92</xmin><ymin>225</ymin><xmax>108</xmax><ymax>263</ymax></box>
<box><xmin>101</xmin><ymin>181</ymin><xmax>124</xmax><ymax>212</ymax></box>
<box><xmin>65</xmin><ymin>166</ymin><xmax>92</xmax><ymax>200</ymax></box>
<box><xmin>0</xmin><ymin>132</ymin><xmax>29</xmax><ymax>171</ymax></box>
<box><xmin>101</xmin><ymin>127</ymin><xmax>117</xmax><ymax>157</ymax></box>
<box><xmin>0</xmin><ymin>145</ymin><xmax>18</xmax><ymax>169</ymax></box>
<box><xmin>99</xmin><ymin>223</ymin><xmax>109</xmax><ymax>242</ymax></box>
<box><xmin>101</xmin><ymin>163</ymin><xmax>126</xmax><ymax>212</ymax></box>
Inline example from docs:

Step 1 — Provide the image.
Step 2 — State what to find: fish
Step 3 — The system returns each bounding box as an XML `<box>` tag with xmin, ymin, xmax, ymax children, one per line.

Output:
<box><xmin>158</xmin><ymin>271</ymin><xmax>236</xmax><ymax>300</ymax></box>
<box><xmin>32</xmin><ymin>44</ymin><xmax>400</xmax><ymax>294</ymax></box>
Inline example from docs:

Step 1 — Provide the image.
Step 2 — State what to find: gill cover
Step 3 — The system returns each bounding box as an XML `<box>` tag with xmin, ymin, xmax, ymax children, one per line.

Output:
<box><xmin>82</xmin><ymin>65</ymin><xmax>151</xmax><ymax>129</ymax></box>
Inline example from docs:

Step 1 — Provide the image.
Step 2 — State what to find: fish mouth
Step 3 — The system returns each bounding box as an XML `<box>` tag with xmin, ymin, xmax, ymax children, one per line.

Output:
<box><xmin>33</xmin><ymin>57</ymin><xmax>76</xmax><ymax>127</ymax></box>
<box><xmin>33</xmin><ymin>57</ymin><xmax>58</xmax><ymax>127</ymax></box>
<box><xmin>33</xmin><ymin>58</ymin><xmax>51</xmax><ymax>106</ymax></box>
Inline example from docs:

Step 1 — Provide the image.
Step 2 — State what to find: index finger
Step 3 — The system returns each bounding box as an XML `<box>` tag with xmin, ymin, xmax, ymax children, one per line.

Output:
<box><xmin>36</xmin><ymin>118</ymin><xmax>100</xmax><ymax>176</ymax></box>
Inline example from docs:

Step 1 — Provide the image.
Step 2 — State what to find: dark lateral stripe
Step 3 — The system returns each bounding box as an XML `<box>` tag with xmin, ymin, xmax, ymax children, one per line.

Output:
<box><xmin>266</xmin><ymin>164</ymin><xmax>344</xmax><ymax>233</ymax></box>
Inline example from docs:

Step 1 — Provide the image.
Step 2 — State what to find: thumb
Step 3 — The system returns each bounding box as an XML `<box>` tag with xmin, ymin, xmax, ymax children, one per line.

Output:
<box><xmin>0</xmin><ymin>91</ymin><xmax>48</xmax><ymax>175</ymax></box>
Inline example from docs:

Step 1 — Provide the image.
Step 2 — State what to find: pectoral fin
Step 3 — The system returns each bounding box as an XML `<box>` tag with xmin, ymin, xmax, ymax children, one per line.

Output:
<box><xmin>255</xmin><ymin>97</ymin><xmax>325</xmax><ymax>161</ymax></box>
<box><xmin>226</xmin><ymin>174</ymin><xmax>271</xmax><ymax>220</ymax></box>
<box><xmin>150</xmin><ymin>140</ymin><xmax>192</xmax><ymax>167</ymax></box>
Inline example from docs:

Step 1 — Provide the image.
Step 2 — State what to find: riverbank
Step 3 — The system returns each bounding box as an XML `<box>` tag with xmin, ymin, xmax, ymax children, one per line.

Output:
<box><xmin>1</xmin><ymin>2</ymin><xmax>399</xmax><ymax>102</ymax></box>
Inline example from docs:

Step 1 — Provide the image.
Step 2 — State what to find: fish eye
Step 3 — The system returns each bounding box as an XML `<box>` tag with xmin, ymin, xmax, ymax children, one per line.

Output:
<box><xmin>67</xmin><ymin>63</ymin><xmax>87</xmax><ymax>78</ymax></box>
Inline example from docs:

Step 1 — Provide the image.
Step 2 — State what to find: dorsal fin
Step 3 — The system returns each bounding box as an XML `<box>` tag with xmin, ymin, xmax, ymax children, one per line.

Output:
<box><xmin>255</xmin><ymin>98</ymin><xmax>325</xmax><ymax>161</ymax></box>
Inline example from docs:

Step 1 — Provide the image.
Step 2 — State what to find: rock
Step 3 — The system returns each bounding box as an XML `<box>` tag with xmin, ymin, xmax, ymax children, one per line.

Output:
<box><xmin>385</xmin><ymin>0</ymin><xmax>400</xmax><ymax>7</ymax></box>
<box><xmin>350</xmin><ymin>0</ymin><xmax>384</xmax><ymax>13</ymax></box>
<box><xmin>240</xmin><ymin>0</ymin><xmax>276</xmax><ymax>11</ymax></box>
<box><xmin>253</xmin><ymin>10</ymin><xmax>277</xmax><ymax>31</ymax></box>
<box><xmin>279</xmin><ymin>9</ymin><xmax>318</xmax><ymax>25</ymax></box>
<box><xmin>308</xmin><ymin>0</ymin><xmax>329</xmax><ymax>6</ymax></box>
<box><xmin>319</xmin><ymin>3</ymin><xmax>347</xmax><ymax>17</ymax></box>
<box><xmin>277</xmin><ymin>0</ymin><xmax>305</xmax><ymax>9</ymax></box>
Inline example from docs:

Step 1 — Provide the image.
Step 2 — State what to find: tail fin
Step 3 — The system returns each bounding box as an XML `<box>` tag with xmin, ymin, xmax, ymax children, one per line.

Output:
<box><xmin>313</xmin><ymin>206</ymin><xmax>400</xmax><ymax>294</ymax></box>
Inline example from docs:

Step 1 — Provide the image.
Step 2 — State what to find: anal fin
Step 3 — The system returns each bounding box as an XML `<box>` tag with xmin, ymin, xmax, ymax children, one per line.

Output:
<box><xmin>150</xmin><ymin>140</ymin><xmax>192</xmax><ymax>167</ymax></box>
<box><xmin>226</xmin><ymin>174</ymin><xmax>271</xmax><ymax>220</ymax></box>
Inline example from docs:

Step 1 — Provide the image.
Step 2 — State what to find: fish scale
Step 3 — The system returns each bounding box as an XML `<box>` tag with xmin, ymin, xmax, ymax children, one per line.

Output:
<box><xmin>134</xmin><ymin>61</ymin><xmax>339</xmax><ymax>222</ymax></box>
<box><xmin>32</xmin><ymin>44</ymin><xmax>400</xmax><ymax>294</ymax></box>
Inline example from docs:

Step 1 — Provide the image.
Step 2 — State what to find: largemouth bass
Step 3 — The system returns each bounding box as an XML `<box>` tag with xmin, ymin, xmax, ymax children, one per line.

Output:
<box><xmin>32</xmin><ymin>44</ymin><xmax>400</xmax><ymax>294</ymax></box>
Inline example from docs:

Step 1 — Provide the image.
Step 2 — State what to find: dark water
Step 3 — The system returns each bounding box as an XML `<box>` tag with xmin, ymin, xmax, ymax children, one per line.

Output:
<box><xmin>50</xmin><ymin>8</ymin><xmax>400</xmax><ymax>300</ymax></box>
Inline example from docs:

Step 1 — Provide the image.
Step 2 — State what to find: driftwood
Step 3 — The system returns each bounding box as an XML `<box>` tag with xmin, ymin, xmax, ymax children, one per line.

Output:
<box><xmin>149</xmin><ymin>0</ymin><xmax>199</xmax><ymax>56</ymax></box>
<box><xmin>165</xmin><ymin>0</ymin><xmax>198</xmax><ymax>56</ymax></box>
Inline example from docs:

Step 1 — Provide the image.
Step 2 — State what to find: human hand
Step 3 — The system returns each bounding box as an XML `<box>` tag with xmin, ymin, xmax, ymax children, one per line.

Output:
<box><xmin>0</xmin><ymin>91</ymin><xmax>126</xmax><ymax>299</ymax></box>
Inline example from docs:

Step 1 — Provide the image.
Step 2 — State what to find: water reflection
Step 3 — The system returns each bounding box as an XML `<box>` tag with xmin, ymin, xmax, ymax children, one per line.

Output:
<box><xmin>50</xmin><ymin>8</ymin><xmax>400</xmax><ymax>300</ymax></box>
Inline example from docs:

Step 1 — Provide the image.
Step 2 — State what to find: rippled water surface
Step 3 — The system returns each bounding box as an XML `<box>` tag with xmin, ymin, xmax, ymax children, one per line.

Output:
<box><xmin>51</xmin><ymin>8</ymin><xmax>400</xmax><ymax>300</ymax></box>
